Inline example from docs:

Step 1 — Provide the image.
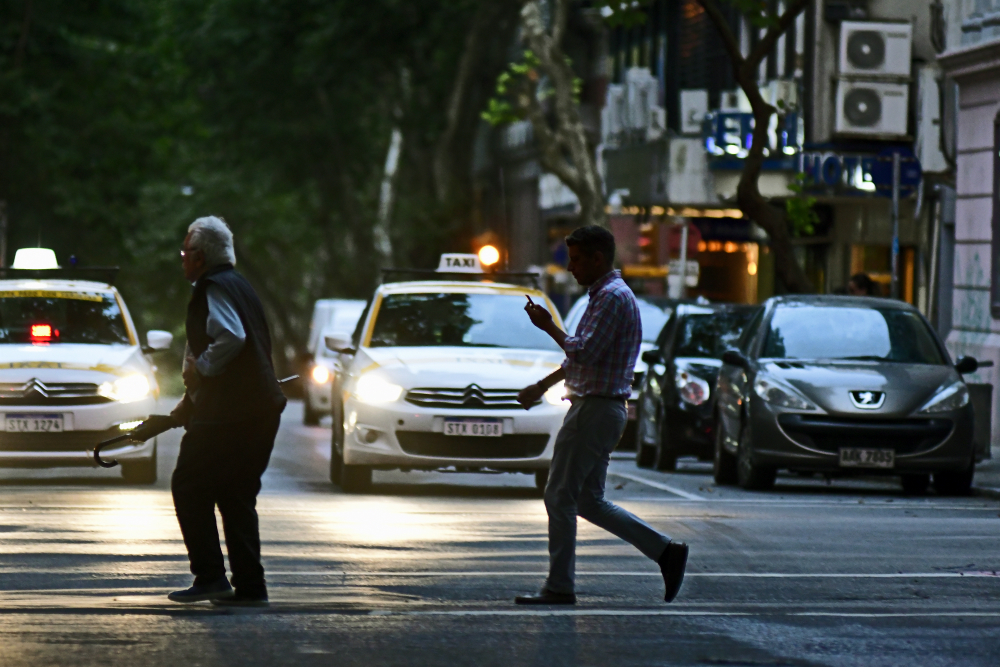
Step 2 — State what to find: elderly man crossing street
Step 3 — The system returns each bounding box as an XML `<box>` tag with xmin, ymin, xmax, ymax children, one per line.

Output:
<box><xmin>514</xmin><ymin>225</ymin><xmax>688</xmax><ymax>605</ymax></box>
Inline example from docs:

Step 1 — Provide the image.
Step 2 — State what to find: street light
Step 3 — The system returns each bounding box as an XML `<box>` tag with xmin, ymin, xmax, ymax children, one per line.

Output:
<box><xmin>478</xmin><ymin>244</ymin><xmax>500</xmax><ymax>268</ymax></box>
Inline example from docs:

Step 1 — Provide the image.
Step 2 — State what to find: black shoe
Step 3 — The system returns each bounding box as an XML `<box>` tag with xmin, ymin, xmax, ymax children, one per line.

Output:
<box><xmin>514</xmin><ymin>588</ymin><xmax>576</xmax><ymax>605</ymax></box>
<box><xmin>167</xmin><ymin>578</ymin><xmax>234</xmax><ymax>604</ymax></box>
<box><xmin>211</xmin><ymin>591</ymin><xmax>269</xmax><ymax>608</ymax></box>
<box><xmin>658</xmin><ymin>541</ymin><xmax>689</xmax><ymax>603</ymax></box>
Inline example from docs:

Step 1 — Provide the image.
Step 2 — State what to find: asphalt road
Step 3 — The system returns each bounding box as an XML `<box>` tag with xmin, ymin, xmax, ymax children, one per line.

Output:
<box><xmin>2</xmin><ymin>400</ymin><xmax>1000</xmax><ymax>666</ymax></box>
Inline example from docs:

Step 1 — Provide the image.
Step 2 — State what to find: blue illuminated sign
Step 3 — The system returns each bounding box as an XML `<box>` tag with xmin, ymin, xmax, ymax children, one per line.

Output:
<box><xmin>704</xmin><ymin>112</ymin><xmax>802</xmax><ymax>160</ymax></box>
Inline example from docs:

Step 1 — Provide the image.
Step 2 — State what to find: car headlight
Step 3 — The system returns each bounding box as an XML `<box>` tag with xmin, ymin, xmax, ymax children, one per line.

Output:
<box><xmin>919</xmin><ymin>381</ymin><xmax>969</xmax><ymax>414</ymax></box>
<box><xmin>675</xmin><ymin>369</ymin><xmax>710</xmax><ymax>406</ymax></box>
<box><xmin>753</xmin><ymin>374</ymin><xmax>816</xmax><ymax>410</ymax></box>
<box><xmin>311</xmin><ymin>365</ymin><xmax>331</xmax><ymax>384</ymax></box>
<box><xmin>354</xmin><ymin>374</ymin><xmax>403</xmax><ymax>404</ymax></box>
<box><xmin>98</xmin><ymin>374</ymin><xmax>151</xmax><ymax>403</ymax></box>
<box><xmin>544</xmin><ymin>381</ymin><xmax>567</xmax><ymax>405</ymax></box>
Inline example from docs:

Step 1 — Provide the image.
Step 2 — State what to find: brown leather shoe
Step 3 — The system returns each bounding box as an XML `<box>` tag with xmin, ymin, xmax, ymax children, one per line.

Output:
<box><xmin>514</xmin><ymin>588</ymin><xmax>576</xmax><ymax>605</ymax></box>
<box><xmin>659</xmin><ymin>541</ymin><xmax>689</xmax><ymax>602</ymax></box>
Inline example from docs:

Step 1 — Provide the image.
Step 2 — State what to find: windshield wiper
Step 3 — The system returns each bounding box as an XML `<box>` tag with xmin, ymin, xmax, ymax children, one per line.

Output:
<box><xmin>834</xmin><ymin>355</ymin><xmax>897</xmax><ymax>362</ymax></box>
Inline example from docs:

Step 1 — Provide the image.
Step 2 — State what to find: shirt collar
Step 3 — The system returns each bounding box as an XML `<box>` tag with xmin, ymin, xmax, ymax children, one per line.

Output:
<box><xmin>588</xmin><ymin>269</ymin><xmax>620</xmax><ymax>297</ymax></box>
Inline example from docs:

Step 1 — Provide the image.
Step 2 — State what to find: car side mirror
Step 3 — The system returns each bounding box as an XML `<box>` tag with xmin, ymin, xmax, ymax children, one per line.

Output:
<box><xmin>721</xmin><ymin>349</ymin><xmax>749</xmax><ymax>369</ymax></box>
<box><xmin>641</xmin><ymin>350</ymin><xmax>660</xmax><ymax>365</ymax></box>
<box><xmin>955</xmin><ymin>356</ymin><xmax>979</xmax><ymax>374</ymax></box>
<box><xmin>325</xmin><ymin>334</ymin><xmax>355</xmax><ymax>355</ymax></box>
<box><xmin>143</xmin><ymin>330</ymin><xmax>173</xmax><ymax>353</ymax></box>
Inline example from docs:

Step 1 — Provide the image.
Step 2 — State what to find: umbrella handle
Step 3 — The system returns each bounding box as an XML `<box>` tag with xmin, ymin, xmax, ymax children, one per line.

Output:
<box><xmin>93</xmin><ymin>434</ymin><xmax>131</xmax><ymax>468</ymax></box>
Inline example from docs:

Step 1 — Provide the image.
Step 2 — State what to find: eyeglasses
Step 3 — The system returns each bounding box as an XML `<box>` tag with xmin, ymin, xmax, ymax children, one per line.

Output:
<box><xmin>180</xmin><ymin>248</ymin><xmax>198</xmax><ymax>258</ymax></box>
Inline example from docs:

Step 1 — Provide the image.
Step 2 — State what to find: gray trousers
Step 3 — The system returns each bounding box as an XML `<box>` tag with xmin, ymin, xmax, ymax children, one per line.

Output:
<box><xmin>543</xmin><ymin>396</ymin><xmax>671</xmax><ymax>594</ymax></box>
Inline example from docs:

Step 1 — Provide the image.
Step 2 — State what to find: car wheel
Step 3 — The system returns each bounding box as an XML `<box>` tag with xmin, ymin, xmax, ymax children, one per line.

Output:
<box><xmin>329</xmin><ymin>403</ymin><xmax>344</xmax><ymax>484</ymax></box>
<box><xmin>635</xmin><ymin>401</ymin><xmax>657</xmax><ymax>468</ymax></box>
<box><xmin>341</xmin><ymin>464</ymin><xmax>372</xmax><ymax>494</ymax></box>
<box><xmin>303</xmin><ymin>400</ymin><xmax>321</xmax><ymax>426</ymax></box>
<box><xmin>736</xmin><ymin>421</ymin><xmax>775</xmax><ymax>491</ymax></box>
<box><xmin>121</xmin><ymin>442</ymin><xmax>157</xmax><ymax>485</ymax></box>
<box><xmin>535</xmin><ymin>469</ymin><xmax>549</xmax><ymax>492</ymax></box>
<box><xmin>900</xmin><ymin>474</ymin><xmax>930</xmax><ymax>495</ymax></box>
<box><xmin>654</xmin><ymin>422</ymin><xmax>678</xmax><ymax>472</ymax></box>
<box><xmin>933</xmin><ymin>462</ymin><xmax>974</xmax><ymax>496</ymax></box>
<box><xmin>713</xmin><ymin>416</ymin><xmax>738</xmax><ymax>485</ymax></box>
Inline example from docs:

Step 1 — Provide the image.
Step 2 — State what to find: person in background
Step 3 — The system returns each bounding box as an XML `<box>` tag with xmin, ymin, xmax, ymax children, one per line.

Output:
<box><xmin>847</xmin><ymin>273</ymin><xmax>880</xmax><ymax>296</ymax></box>
<box><xmin>513</xmin><ymin>225</ymin><xmax>688</xmax><ymax>605</ymax></box>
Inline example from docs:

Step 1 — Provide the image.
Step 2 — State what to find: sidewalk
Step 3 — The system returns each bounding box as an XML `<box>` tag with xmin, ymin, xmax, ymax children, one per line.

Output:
<box><xmin>974</xmin><ymin>449</ymin><xmax>1000</xmax><ymax>499</ymax></box>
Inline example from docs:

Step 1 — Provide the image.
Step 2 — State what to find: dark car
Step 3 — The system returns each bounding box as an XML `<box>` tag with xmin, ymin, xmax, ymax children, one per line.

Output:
<box><xmin>636</xmin><ymin>303</ymin><xmax>761</xmax><ymax>470</ymax></box>
<box><xmin>564</xmin><ymin>294</ymin><xmax>690</xmax><ymax>449</ymax></box>
<box><xmin>713</xmin><ymin>296</ymin><xmax>982</xmax><ymax>494</ymax></box>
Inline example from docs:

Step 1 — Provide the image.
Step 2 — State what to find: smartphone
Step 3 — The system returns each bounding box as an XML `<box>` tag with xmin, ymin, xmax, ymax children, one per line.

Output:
<box><xmin>525</xmin><ymin>295</ymin><xmax>536</xmax><ymax>306</ymax></box>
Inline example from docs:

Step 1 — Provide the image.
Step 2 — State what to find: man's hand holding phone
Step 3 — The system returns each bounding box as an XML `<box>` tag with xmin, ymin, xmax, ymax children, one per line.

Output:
<box><xmin>524</xmin><ymin>295</ymin><xmax>553</xmax><ymax>329</ymax></box>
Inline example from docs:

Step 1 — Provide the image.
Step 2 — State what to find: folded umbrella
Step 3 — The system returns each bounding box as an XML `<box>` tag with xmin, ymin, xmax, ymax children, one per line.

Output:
<box><xmin>92</xmin><ymin>375</ymin><xmax>299</xmax><ymax>468</ymax></box>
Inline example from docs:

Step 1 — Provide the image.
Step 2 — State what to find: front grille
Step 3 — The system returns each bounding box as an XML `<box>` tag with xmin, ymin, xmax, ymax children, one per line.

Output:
<box><xmin>405</xmin><ymin>385</ymin><xmax>537</xmax><ymax>410</ymax></box>
<box><xmin>0</xmin><ymin>426</ymin><xmax>123</xmax><ymax>453</ymax></box>
<box><xmin>0</xmin><ymin>380</ymin><xmax>111</xmax><ymax>406</ymax></box>
<box><xmin>396</xmin><ymin>431</ymin><xmax>549</xmax><ymax>459</ymax></box>
<box><xmin>778</xmin><ymin>415</ymin><xmax>953</xmax><ymax>455</ymax></box>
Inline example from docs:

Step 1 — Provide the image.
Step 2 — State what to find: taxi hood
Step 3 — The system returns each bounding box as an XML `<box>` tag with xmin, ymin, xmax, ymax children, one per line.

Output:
<box><xmin>359</xmin><ymin>346</ymin><xmax>564</xmax><ymax>389</ymax></box>
<box><xmin>0</xmin><ymin>343</ymin><xmax>143</xmax><ymax>383</ymax></box>
<box><xmin>763</xmin><ymin>360</ymin><xmax>961</xmax><ymax>417</ymax></box>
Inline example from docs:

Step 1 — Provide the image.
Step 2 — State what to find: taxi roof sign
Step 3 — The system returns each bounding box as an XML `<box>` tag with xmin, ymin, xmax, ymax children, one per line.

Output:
<box><xmin>437</xmin><ymin>253</ymin><xmax>483</xmax><ymax>273</ymax></box>
<box><xmin>12</xmin><ymin>248</ymin><xmax>59</xmax><ymax>270</ymax></box>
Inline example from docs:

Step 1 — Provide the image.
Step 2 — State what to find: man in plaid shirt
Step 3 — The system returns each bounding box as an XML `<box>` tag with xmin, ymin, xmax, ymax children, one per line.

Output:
<box><xmin>514</xmin><ymin>225</ymin><xmax>688</xmax><ymax>605</ymax></box>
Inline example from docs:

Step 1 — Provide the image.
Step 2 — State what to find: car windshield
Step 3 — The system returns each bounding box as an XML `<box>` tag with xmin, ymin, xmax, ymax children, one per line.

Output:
<box><xmin>568</xmin><ymin>297</ymin><xmax>671</xmax><ymax>343</ymax></box>
<box><xmin>0</xmin><ymin>291</ymin><xmax>131</xmax><ymax>345</ymax></box>
<box><xmin>369</xmin><ymin>292</ymin><xmax>561</xmax><ymax>351</ymax></box>
<box><xmin>762</xmin><ymin>305</ymin><xmax>946</xmax><ymax>364</ymax></box>
<box><xmin>674</xmin><ymin>310</ymin><xmax>759</xmax><ymax>358</ymax></box>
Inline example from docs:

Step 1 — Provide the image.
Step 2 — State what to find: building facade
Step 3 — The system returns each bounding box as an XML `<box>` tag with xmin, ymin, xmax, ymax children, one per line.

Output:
<box><xmin>938</xmin><ymin>0</ymin><xmax>1000</xmax><ymax>441</ymax></box>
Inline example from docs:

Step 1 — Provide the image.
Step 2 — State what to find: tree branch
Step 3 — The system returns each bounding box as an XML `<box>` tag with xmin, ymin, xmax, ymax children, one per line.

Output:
<box><xmin>696</xmin><ymin>0</ymin><xmax>745</xmax><ymax>70</ymax></box>
<box><xmin>747</xmin><ymin>0</ymin><xmax>809</xmax><ymax>69</ymax></box>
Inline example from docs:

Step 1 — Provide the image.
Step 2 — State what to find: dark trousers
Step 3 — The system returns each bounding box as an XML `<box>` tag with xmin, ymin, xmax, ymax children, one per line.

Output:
<box><xmin>171</xmin><ymin>413</ymin><xmax>280</xmax><ymax>594</ymax></box>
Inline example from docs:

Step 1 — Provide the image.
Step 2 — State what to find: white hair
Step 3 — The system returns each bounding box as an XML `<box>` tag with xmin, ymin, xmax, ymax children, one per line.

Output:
<box><xmin>188</xmin><ymin>216</ymin><xmax>236</xmax><ymax>267</ymax></box>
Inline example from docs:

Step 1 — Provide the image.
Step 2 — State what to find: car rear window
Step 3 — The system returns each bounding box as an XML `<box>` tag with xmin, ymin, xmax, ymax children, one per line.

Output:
<box><xmin>369</xmin><ymin>292</ymin><xmax>561</xmax><ymax>351</ymax></box>
<box><xmin>673</xmin><ymin>310</ymin><xmax>759</xmax><ymax>358</ymax></box>
<box><xmin>0</xmin><ymin>291</ymin><xmax>131</xmax><ymax>345</ymax></box>
<box><xmin>762</xmin><ymin>305</ymin><xmax>945</xmax><ymax>364</ymax></box>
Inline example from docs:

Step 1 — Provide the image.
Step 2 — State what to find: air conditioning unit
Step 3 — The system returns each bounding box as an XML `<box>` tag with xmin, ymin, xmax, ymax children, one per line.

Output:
<box><xmin>720</xmin><ymin>89</ymin><xmax>750</xmax><ymax>112</ymax></box>
<box><xmin>601</xmin><ymin>84</ymin><xmax>626</xmax><ymax>144</ymax></box>
<box><xmin>839</xmin><ymin>21</ymin><xmax>912</xmax><ymax>78</ymax></box>
<box><xmin>680</xmin><ymin>90</ymin><xmax>709</xmax><ymax>135</ymax></box>
<box><xmin>834</xmin><ymin>80</ymin><xmax>909</xmax><ymax>137</ymax></box>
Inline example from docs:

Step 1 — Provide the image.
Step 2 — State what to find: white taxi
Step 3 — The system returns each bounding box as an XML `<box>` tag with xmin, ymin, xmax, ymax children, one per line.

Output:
<box><xmin>0</xmin><ymin>249</ymin><xmax>172</xmax><ymax>483</ymax></box>
<box><xmin>326</xmin><ymin>255</ymin><xmax>570</xmax><ymax>493</ymax></box>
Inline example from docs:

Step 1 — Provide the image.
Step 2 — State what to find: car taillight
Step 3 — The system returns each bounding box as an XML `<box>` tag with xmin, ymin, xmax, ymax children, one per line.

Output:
<box><xmin>30</xmin><ymin>324</ymin><xmax>55</xmax><ymax>343</ymax></box>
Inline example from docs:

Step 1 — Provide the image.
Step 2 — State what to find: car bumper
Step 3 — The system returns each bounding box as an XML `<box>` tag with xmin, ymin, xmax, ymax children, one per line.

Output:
<box><xmin>750</xmin><ymin>400</ymin><xmax>976</xmax><ymax>474</ymax></box>
<box><xmin>342</xmin><ymin>397</ymin><xmax>568</xmax><ymax>471</ymax></box>
<box><xmin>0</xmin><ymin>397</ymin><xmax>158</xmax><ymax>467</ymax></box>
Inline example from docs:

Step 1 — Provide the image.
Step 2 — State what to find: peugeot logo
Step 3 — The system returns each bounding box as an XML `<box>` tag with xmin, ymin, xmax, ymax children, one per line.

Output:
<box><xmin>849</xmin><ymin>390</ymin><xmax>885</xmax><ymax>409</ymax></box>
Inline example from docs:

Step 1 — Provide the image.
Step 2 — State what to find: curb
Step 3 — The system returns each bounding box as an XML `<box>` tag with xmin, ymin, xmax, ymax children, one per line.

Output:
<box><xmin>973</xmin><ymin>486</ymin><xmax>1000</xmax><ymax>500</ymax></box>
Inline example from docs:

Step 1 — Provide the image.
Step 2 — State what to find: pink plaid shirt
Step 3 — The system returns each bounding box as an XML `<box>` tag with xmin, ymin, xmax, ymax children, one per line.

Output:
<box><xmin>562</xmin><ymin>270</ymin><xmax>641</xmax><ymax>398</ymax></box>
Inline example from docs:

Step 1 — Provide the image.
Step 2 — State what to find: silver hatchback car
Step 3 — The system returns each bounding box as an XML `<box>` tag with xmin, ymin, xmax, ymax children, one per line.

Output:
<box><xmin>714</xmin><ymin>296</ymin><xmax>981</xmax><ymax>495</ymax></box>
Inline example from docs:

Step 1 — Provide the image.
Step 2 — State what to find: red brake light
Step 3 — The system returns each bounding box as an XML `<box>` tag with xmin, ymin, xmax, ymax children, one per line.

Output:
<box><xmin>30</xmin><ymin>324</ymin><xmax>53</xmax><ymax>341</ymax></box>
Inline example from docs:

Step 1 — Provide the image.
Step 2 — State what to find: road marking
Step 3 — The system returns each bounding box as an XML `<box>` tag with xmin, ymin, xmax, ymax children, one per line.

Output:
<box><xmin>609</xmin><ymin>471</ymin><xmax>706</xmax><ymax>500</ymax></box>
<box><xmin>369</xmin><ymin>609</ymin><xmax>1000</xmax><ymax>618</ymax></box>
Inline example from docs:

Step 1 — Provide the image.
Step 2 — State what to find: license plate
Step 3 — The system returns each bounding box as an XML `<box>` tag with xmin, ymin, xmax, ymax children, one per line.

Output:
<box><xmin>839</xmin><ymin>448</ymin><xmax>895</xmax><ymax>469</ymax></box>
<box><xmin>5</xmin><ymin>413</ymin><xmax>65</xmax><ymax>433</ymax></box>
<box><xmin>444</xmin><ymin>419</ymin><xmax>502</xmax><ymax>437</ymax></box>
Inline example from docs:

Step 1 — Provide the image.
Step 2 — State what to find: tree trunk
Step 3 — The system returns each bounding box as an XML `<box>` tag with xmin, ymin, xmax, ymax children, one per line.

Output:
<box><xmin>697</xmin><ymin>0</ymin><xmax>813</xmax><ymax>293</ymax></box>
<box><xmin>518</xmin><ymin>0</ymin><xmax>607</xmax><ymax>228</ymax></box>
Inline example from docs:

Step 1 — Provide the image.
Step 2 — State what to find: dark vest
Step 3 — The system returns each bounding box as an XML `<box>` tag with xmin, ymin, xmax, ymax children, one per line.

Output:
<box><xmin>186</xmin><ymin>264</ymin><xmax>286</xmax><ymax>424</ymax></box>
